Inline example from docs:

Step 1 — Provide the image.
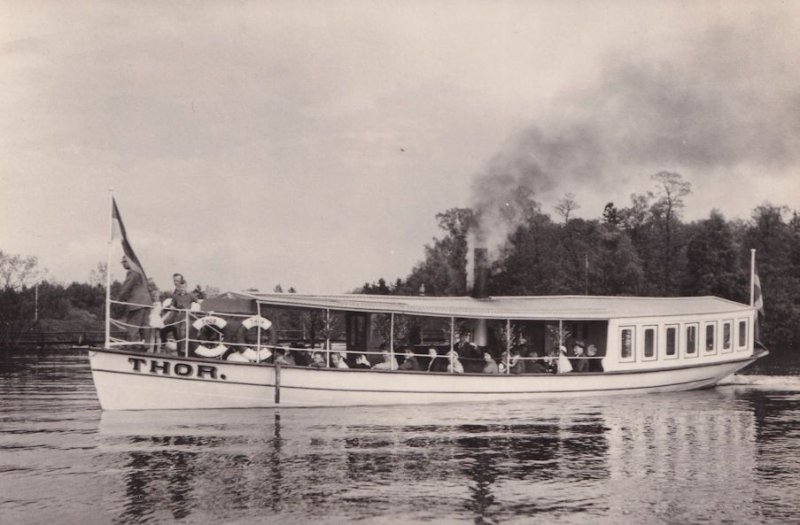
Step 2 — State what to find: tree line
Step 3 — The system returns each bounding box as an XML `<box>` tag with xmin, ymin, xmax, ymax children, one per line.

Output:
<box><xmin>359</xmin><ymin>173</ymin><xmax>800</xmax><ymax>363</ymax></box>
<box><xmin>0</xmin><ymin>267</ymin><xmax>106</xmax><ymax>346</ymax></box>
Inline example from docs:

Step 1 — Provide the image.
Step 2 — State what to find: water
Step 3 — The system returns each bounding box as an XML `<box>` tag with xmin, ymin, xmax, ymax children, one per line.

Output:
<box><xmin>1</xmin><ymin>349</ymin><xmax>799</xmax><ymax>524</ymax></box>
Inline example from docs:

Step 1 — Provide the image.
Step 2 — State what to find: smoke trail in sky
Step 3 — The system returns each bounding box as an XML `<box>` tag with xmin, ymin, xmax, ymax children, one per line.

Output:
<box><xmin>469</xmin><ymin>21</ymin><xmax>800</xmax><ymax>260</ymax></box>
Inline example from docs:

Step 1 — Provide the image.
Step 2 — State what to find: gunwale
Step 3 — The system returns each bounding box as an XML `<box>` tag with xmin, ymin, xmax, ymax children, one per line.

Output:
<box><xmin>87</xmin><ymin>346</ymin><xmax>765</xmax><ymax>378</ymax></box>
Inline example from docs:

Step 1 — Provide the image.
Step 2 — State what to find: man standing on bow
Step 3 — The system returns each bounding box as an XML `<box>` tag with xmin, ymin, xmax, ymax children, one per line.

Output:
<box><xmin>118</xmin><ymin>255</ymin><xmax>151</xmax><ymax>347</ymax></box>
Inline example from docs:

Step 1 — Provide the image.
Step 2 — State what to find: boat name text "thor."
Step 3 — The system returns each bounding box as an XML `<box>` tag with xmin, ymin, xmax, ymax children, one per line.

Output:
<box><xmin>128</xmin><ymin>357</ymin><xmax>223</xmax><ymax>380</ymax></box>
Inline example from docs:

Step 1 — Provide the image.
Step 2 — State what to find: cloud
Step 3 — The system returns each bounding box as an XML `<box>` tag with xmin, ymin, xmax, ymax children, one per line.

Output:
<box><xmin>597</xmin><ymin>25</ymin><xmax>800</xmax><ymax>170</ymax></box>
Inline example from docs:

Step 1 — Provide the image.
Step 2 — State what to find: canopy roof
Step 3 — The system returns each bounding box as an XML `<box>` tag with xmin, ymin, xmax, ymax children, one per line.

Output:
<box><xmin>218</xmin><ymin>292</ymin><xmax>753</xmax><ymax>321</ymax></box>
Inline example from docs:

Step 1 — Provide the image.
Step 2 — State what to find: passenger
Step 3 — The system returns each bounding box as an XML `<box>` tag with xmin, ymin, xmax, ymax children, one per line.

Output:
<box><xmin>511</xmin><ymin>334</ymin><xmax>537</xmax><ymax>372</ymax></box>
<box><xmin>509</xmin><ymin>347</ymin><xmax>525</xmax><ymax>374</ymax></box>
<box><xmin>117</xmin><ymin>255</ymin><xmax>151</xmax><ymax>348</ymax></box>
<box><xmin>148</xmin><ymin>300</ymin><xmax>164</xmax><ymax>352</ymax></box>
<box><xmin>481</xmin><ymin>351</ymin><xmax>499</xmax><ymax>374</ymax></box>
<box><xmin>427</xmin><ymin>347</ymin><xmax>448</xmax><ymax>372</ymax></box>
<box><xmin>455</xmin><ymin>331</ymin><xmax>481</xmax><ymax>372</ymax></box>
<box><xmin>399</xmin><ymin>347</ymin><xmax>421</xmax><ymax>371</ymax></box>
<box><xmin>526</xmin><ymin>348</ymin><xmax>548</xmax><ymax>373</ymax></box>
<box><xmin>331</xmin><ymin>351</ymin><xmax>350</xmax><ymax>369</ymax></box>
<box><xmin>274</xmin><ymin>348</ymin><xmax>296</xmax><ymax>366</ymax></box>
<box><xmin>571</xmin><ymin>342</ymin><xmax>589</xmax><ymax>372</ymax></box>
<box><xmin>354</xmin><ymin>353</ymin><xmax>371</xmax><ymax>369</ymax></box>
<box><xmin>426</xmin><ymin>347</ymin><xmax>437</xmax><ymax>371</ymax></box>
<box><xmin>291</xmin><ymin>345</ymin><xmax>311</xmax><ymax>367</ymax></box>
<box><xmin>160</xmin><ymin>273</ymin><xmax>197</xmax><ymax>346</ymax></box>
<box><xmin>372</xmin><ymin>350</ymin><xmax>399</xmax><ymax>371</ymax></box>
<box><xmin>234</xmin><ymin>327</ymin><xmax>274</xmax><ymax>361</ymax></box>
<box><xmin>587</xmin><ymin>344</ymin><xmax>603</xmax><ymax>372</ymax></box>
<box><xmin>498</xmin><ymin>350</ymin><xmax>508</xmax><ymax>373</ymax></box>
<box><xmin>192</xmin><ymin>285</ymin><xmax>206</xmax><ymax>300</ymax></box>
<box><xmin>308</xmin><ymin>352</ymin><xmax>327</xmax><ymax>368</ymax></box>
<box><xmin>446</xmin><ymin>349</ymin><xmax>464</xmax><ymax>374</ymax></box>
<box><xmin>545</xmin><ymin>347</ymin><xmax>561</xmax><ymax>373</ymax></box>
<box><xmin>163</xmin><ymin>335</ymin><xmax>178</xmax><ymax>354</ymax></box>
<box><xmin>557</xmin><ymin>344</ymin><xmax>573</xmax><ymax>373</ymax></box>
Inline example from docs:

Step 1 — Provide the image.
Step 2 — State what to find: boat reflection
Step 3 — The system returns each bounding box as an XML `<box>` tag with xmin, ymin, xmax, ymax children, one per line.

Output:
<box><xmin>99</xmin><ymin>392</ymin><xmax>769</xmax><ymax>523</ymax></box>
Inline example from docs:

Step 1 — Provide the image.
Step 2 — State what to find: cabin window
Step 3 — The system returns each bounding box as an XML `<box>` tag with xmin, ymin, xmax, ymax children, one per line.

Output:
<box><xmin>705</xmin><ymin>322</ymin><xmax>716</xmax><ymax>354</ymax></box>
<box><xmin>665</xmin><ymin>325</ymin><xmax>678</xmax><ymax>358</ymax></box>
<box><xmin>737</xmin><ymin>319</ymin><xmax>748</xmax><ymax>350</ymax></box>
<box><xmin>722</xmin><ymin>321</ymin><xmax>732</xmax><ymax>353</ymax></box>
<box><xmin>643</xmin><ymin>326</ymin><xmax>657</xmax><ymax>360</ymax></box>
<box><xmin>686</xmin><ymin>324</ymin><xmax>698</xmax><ymax>357</ymax></box>
<box><xmin>620</xmin><ymin>327</ymin><xmax>635</xmax><ymax>362</ymax></box>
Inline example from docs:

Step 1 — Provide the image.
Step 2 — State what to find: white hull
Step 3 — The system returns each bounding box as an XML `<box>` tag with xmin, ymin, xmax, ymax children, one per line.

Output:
<box><xmin>88</xmin><ymin>348</ymin><xmax>762</xmax><ymax>410</ymax></box>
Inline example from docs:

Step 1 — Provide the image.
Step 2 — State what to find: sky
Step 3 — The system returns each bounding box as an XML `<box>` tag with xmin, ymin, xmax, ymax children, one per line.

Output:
<box><xmin>1</xmin><ymin>1</ymin><xmax>798</xmax><ymax>294</ymax></box>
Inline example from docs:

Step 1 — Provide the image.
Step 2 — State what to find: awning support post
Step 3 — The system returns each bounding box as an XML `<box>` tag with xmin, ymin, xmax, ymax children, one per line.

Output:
<box><xmin>256</xmin><ymin>301</ymin><xmax>262</xmax><ymax>364</ymax></box>
<box><xmin>506</xmin><ymin>319</ymin><xmax>511</xmax><ymax>374</ymax></box>
<box><xmin>326</xmin><ymin>308</ymin><xmax>331</xmax><ymax>365</ymax></box>
<box><xmin>274</xmin><ymin>362</ymin><xmax>281</xmax><ymax>405</ymax></box>
<box><xmin>390</xmin><ymin>312</ymin><xmax>395</xmax><ymax>367</ymax></box>
<box><xmin>558</xmin><ymin>319</ymin><xmax>564</xmax><ymax>373</ymax></box>
<box><xmin>449</xmin><ymin>317</ymin><xmax>455</xmax><ymax>373</ymax></box>
<box><xmin>184</xmin><ymin>309</ymin><xmax>190</xmax><ymax>358</ymax></box>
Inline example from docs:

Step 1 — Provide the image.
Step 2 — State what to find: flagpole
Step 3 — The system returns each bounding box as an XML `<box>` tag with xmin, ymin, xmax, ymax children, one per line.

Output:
<box><xmin>105</xmin><ymin>189</ymin><xmax>114</xmax><ymax>348</ymax></box>
<box><xmin>750</xmin><ymin>249</ymin><xmax>756</xmax><ymax>307</ymax></box>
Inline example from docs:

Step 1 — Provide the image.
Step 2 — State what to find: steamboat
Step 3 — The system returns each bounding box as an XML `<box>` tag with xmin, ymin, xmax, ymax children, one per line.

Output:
<box><xmin>85</xmin><ymin>200</ymin><xmax>766</xmax><ymax>410</ymax></box>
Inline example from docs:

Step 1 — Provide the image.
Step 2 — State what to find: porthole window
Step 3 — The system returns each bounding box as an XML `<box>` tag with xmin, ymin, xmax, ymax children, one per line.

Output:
<box><xmin>705</xmin><ymin>322</ymin><xmax>716</xmax><ymax>354</ymax></box>
<box><xmin>665</xmin><ymin>325</ymin><xmax>678</xmax><ymax>358</ymax></box>
<box><xmin>737</xmin><ymin>319</ymin><xmax>748</xmax><ymax>350</ymax></box>
<box><xmin>722</xmin><ymin>321</ymin><xmax>732</xmax><ymax>353</ymax></box>
<box><xmin>620</xmin><ymin>327</ymin><xmax>635</xmax><ymax>362</ymax></box>
<box><xmin>686</xmin><ymin>324</ymin><xmax>698</xmax><ymax>357</ymax></box>
<box><xmin>643</xmin><ymin>326</ymin><xmax>657</xmax><ymax>360</ymax></box>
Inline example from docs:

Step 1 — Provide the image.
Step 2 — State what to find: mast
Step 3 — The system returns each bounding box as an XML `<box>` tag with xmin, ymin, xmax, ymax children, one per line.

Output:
<box><xmin>104</xmin><ymin>189</ymin><xmax>114</xmax><ymax>348</ymax></box>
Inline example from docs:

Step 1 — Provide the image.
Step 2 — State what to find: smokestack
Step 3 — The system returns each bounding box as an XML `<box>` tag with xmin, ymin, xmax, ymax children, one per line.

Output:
<box><xmin>469</xmin><ymin>245</ymin><xmax>490</xmax><ymax>346</ymax></box>
<box><xmin>472</xmin><ymin>247</ymin><xmax>489</xmax><ymax>299</ymax></box>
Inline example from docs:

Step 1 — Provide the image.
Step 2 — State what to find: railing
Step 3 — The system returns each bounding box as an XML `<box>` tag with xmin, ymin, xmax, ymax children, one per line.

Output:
<box><xmin>106</xmin><ymin>300</ymin><xmax>606</xmax><ymax>374</ymax></box>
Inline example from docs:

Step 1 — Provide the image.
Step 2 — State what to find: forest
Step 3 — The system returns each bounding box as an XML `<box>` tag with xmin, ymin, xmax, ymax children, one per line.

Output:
<box><xmin>2</xmin><ymin>173</ymin><xmax>798</xmax><ymax>367</ymax></box>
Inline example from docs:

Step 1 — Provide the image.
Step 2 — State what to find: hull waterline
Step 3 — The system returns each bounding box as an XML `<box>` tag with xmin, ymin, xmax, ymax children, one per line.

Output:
<box><xmin>87</xmin><ymin>348</ymin><xmax>764</xmax><ymax>410</ymax></box>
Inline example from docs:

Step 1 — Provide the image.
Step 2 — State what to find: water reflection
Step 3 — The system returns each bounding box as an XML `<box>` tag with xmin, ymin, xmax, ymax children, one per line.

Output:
<box><xmin>744</xmin><ymin>389</ymin><xmax>800</xmax><ymax>522</ymax></box>
<box><xmin>269</xmin><ymin>413</ymin><xmax>284</xmax><ymax>512</ymax></box>
<box><xmin>602</xmin><ymin>393</ymin><xmax>761</xmax><ymax>523</ymax></box>
<box><xmin>120</xmin><ymin>446</ymin><xmax>197</xmax><ymax>521</ymax></box>
<box><xmin>95</xmin><ymin>396</ymin><xmax>775</xmax><ymax>524</ymax></box>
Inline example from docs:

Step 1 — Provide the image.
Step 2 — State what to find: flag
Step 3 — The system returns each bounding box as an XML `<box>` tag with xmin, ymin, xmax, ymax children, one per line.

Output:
<box><xmin>753</xmin><ymin>269</ymin><xmax>765</xmax><ymax>317</ymax></box>
<box><xmin>112</xmin><ymin>197</ymin><xmax>148</xmax><ymax>281</ymax></box>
